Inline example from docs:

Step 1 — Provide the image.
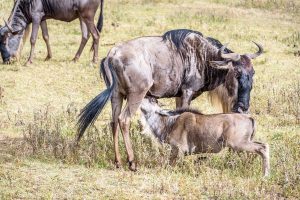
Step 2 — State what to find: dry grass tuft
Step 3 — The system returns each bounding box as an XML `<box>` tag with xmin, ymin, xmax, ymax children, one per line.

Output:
<box><xmin>0</xmin><ymin>0</ymin><xmax>300</xmax><ymax>198</ymax></box>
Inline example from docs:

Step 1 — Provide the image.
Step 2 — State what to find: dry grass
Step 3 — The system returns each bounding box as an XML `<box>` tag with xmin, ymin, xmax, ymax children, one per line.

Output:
<box><xmin>0</xmin><ymin>0</ymin><xmax>300</xmax><ymax>199</ymax></box>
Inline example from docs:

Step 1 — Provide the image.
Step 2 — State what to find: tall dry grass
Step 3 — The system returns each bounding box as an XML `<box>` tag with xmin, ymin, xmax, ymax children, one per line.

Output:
<box><xmin>0</xmin><ymin>0</ymin><xmax>299</xmax><ymax>198</ymax></box>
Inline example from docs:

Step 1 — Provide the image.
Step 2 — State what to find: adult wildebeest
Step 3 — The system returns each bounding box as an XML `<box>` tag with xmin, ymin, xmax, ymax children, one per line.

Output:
<box><xmin>0</xmin><ymin>0</ymin><xmax>104</xmax><ymax>64</ymax></box>
<box><xmin>140</xmin><ymin>97</ymin><xmax>270</xmax><ymax>177</ymax></box>
<box><xmin>77</xmin><ymin>29</ymin><xmax>263</xmax><ymax>171</ymax></box>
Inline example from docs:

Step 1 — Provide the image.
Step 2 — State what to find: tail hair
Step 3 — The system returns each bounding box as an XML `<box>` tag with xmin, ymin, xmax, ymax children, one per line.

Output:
<box><xmin>100</xmin><ymin>57</ymin><xmax>110</xmax><ymax>87</ymax></box>
<box><xmin>77</xmin><ymin>57</ymin><xmax>116</xmax><ymax>141</ymax></box>
<box><xmin>96</xmin><ymin>0</ymin><xmax>104</xmax><ymax>32</ymax></box>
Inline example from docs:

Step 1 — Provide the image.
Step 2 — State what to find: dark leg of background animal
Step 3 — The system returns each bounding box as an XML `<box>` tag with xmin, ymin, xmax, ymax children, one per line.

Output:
<box><xmin>73</xmin><ymin>18</ymin><xmax>90</xmax><ymax>62</ymax></box>
<box><xmin>83</xmin><ymin>18</ymin><xmax>99</xmax><ymax>63</ymax></box>
<box><xmin>26</xmin><ymin>16</ymin><xmax>42</xmax><ymax>65</ymax></box>
<box><xmin>111</xmin><ymin>91</ymin><xmax>123</xmax><ymax>168</ymax></box>
<box><xmin>231</xmin><ymin>142</ymin><xmax>270</xmax><ymax>176</ymax></box>
<box><xmin>118</xmin><ymin>93</ymin><xmax>147</xmax><ymax>171</ymax></box>
<box><xmin>41</xmin><ymin>20</ymin><xmax>52</xmax><ymax>61</ymax></box>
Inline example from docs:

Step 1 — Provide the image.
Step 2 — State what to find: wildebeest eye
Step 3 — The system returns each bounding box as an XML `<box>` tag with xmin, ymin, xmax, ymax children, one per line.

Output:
<box><xmin>151</xmin><ymin>98</ymin><xmax>158</xmax><ymax>103</ymax></box>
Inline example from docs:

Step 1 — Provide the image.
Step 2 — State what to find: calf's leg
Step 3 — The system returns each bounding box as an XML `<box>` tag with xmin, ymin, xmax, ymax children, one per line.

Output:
<box><xmin>175</xmin><ymin>97</ymin><xmax>182</xmax><ymax>108</ymax></box>
<box><xmin>169</xmin><ymin>145</ymin><xmax>180</xmax><ymax>166</ymax></box>
<box><xmin>180</xmin><ymin>89</ymin><xmax>194</xmax><ymax>108</ymax></box>
<box><xmin>231</xmin><ymin>142</ymin><xmax>270</xmax><ymax>177</ymax></box>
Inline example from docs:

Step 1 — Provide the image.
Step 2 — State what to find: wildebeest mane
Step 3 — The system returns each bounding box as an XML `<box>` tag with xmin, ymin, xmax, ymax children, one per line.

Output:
<box><xmin>166</xmin><ymin>108</ymin><xmax>203</xmax><ymax>116</ymax></box>
<box><xmin>162</xmin><ymin>29</ymin><xmax>203</xmax><ymax>49</ymax></box>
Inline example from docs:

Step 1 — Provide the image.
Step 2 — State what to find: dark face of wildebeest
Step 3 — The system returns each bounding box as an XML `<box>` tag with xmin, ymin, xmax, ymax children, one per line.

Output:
<box><xmin>0</xmin><ymin>25</ymin><xmax>11</xmax><ymax>64</ymax></box>
<box><xmin>208</xmin><ymin>39</ymin><xmax>262</xmax><ymax>113</ymax></box>
<box><xmin>233</xmin><ymin>56</ymin><xmax>255</xmax><ymax>113</ymax></box>
<box><xmin>0</xmin><ymin>21</ymin><xmax>22</xmax><ymax>64</ymax></box>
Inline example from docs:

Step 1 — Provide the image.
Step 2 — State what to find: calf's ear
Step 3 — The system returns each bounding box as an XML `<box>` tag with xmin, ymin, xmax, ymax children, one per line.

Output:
<box><xmin>156</xmin><ymin>110</ymin><xmax>170</xmax><ymax>116</ymax></box>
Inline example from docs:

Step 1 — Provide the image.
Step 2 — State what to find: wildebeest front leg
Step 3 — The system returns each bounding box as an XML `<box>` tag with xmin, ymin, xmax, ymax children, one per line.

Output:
<box><xmin>180</xmin><ymin>89</ymin><xmax>194</xmax><ymax>108</ymax></box>
<box><xmin>41</xmin><ymin>20</ymin><xmax>52</xmax><ymax>61</ymax></box>
<box><xmin>73</xmin><ymin>18</ymin><xmax>90</xmax><ymax>62</ymax></box>
<box><xmin>26</xmin><ymin>16</ymin><xmax>42</xmax><ymax>65</ymax></box>
<box><xmin>175</xmin><ymin>97</ymin><xmax>182</xmax><ymax>108</ymax></box>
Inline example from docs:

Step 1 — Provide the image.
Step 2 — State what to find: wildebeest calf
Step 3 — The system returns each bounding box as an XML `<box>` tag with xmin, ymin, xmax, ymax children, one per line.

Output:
<box><xmin>140</xmin><ymin>97</ymin><xmax>270</xmax><ymax>176</ymax></box>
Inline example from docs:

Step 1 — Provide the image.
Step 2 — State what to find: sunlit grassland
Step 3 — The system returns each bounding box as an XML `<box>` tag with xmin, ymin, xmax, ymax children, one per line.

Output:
<box><xmin>0</xmin><ymin>0</ymin><xmax>299</xmax><ymax>199</ymax></box>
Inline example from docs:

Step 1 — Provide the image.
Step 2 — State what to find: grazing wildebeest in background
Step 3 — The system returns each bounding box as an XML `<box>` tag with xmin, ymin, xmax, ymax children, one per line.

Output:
<box><xmin>77</xmin><ymin>29</ymin><xmax>263</xmax><ymax>171</ymax></box>
<box><xmin>140</xmin><ymin>97</ymin><xmax>270</xmax><ymax>177</ymax></box>
<box><xmin>0</xmin><ymin>0</ymin><xmax>104</xmax><ymax>64</ymax></box>
<box><xmin>0</xmin><ymin>25</ymin><xmax>12</xmax><ymax>64</ymax></box>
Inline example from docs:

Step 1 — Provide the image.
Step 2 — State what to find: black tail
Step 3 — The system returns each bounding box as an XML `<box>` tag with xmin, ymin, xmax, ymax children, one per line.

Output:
<box><xmin>77</xmin><ymin>57</ymin><xmax>116</xmax><ymax>141</ymax></box>
<box><xmin>100</xmin><ymin>57</ymin><xmax>110</xmax><ymax>87</ymax></box>
<box><xmin>96</xmin><ymin>0</ymin><xmax>104</xmax><ymax>32</ymax></box>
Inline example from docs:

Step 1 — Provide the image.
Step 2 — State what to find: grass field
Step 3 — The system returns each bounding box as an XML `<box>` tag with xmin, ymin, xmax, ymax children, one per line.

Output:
<box><xmin>0</xmin><ymin>0</ymin><xmax>300</xmax><ymax>199</ymax></box>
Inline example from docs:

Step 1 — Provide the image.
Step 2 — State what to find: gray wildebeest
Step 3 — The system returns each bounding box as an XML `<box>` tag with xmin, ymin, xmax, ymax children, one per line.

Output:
<box><xmin>0</xmin><ymin>0</ymin><xmax>104</xmax><ymax>64</ymax></box>
<box><xmin>77</xmin><ymin>29</ymin><xmax>263</xmax><ymax>171</ymax></box>
<box><xmin>140</xmin><ymin>97</ymin><xmax>270</xmax><ymax>177</ymax></box>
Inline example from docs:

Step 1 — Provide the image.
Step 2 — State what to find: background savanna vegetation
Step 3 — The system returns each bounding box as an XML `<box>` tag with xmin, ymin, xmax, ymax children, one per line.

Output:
<box><xmin>0</xmin><ymin>0</ymin><xmax>299</xmax><ymax>199</ymax></box>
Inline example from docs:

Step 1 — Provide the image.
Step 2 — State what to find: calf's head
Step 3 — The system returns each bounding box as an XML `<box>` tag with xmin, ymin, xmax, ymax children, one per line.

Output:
<box><xmin>140</xmin><ymin>97</ymin><xmax>161</xmax><ymax>117</ymax></box>
<box><xmin>211</xmin><ymin>42</ymin><xmax>263</xmax><ymax>113</ymax></box>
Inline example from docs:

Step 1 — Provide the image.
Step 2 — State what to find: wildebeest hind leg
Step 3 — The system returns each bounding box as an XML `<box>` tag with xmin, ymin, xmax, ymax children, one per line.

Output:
<box><xmin>84</xmin><ymin>18</ymin><xmax>99</xmax><ymax>63</ymax></box>
<box><xmin>73</xmin><ymin>18</ymin><xmax>90</xmax><ymax>62</ymax></box>
<box><xmin>118</xmin><ymin>92</ymin><xmax>148</xmax><ymax>171</ymax></box>
<box><xmin>111</xmin><ymin>91</ymin><xmax>123</xmax><ymax>168</ymax></box>
<box><xmin>41</xmin><ymin>20</ymin><xmax>52</xmax><ymax>61</ymax></box>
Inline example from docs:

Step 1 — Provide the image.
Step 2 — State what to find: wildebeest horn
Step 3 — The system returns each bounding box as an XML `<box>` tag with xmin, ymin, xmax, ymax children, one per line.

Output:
<box><xmin>219</xmin><ymin>43</ymin><xmax>241</xmax><ymax>62</ymax></box>
<box><xmin>247</xmin><ymin>41</ymin><xmax>263</xmax><ymax>59</ymax></box>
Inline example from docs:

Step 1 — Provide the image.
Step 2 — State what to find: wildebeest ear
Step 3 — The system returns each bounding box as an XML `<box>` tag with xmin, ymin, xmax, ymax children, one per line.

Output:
<box><xmin>210</xmin><ymin>61</ymin><xmax>233</xmax><ymax>70</ymax></box>
<box><xmin>155</xmin><ymin>110</ymin><xmax>170</xmax><ymax>116</ymax></box>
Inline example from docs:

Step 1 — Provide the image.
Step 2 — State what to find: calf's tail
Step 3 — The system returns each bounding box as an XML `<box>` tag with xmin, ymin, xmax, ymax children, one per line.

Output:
<box><xmin>77</xmin><ymin>57</ymin><xmax>116</xmax><ymax>141</ymax></box>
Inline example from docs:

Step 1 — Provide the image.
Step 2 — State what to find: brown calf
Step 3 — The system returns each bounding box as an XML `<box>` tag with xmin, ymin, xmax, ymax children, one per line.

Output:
<box><xmin>140</xmin><ymin>97</ymin><xmax>270</xmax><ymax>176</ymax></box>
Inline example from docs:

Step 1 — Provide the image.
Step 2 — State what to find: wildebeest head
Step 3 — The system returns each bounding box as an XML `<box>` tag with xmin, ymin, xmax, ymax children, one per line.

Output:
<box><xmin>210</xmin><ymin>42</ymin><xmax>263</xmax><ymax>113</ymax></box>
<box><xmin>0</xmin><ymin>25</ymin><xmax>12</xmax><ymax>64</ymax></box>
<box><xmin>0</xmin><ymin>21</ymin><xmax>21</xmax><ymax>64</ymax></box>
